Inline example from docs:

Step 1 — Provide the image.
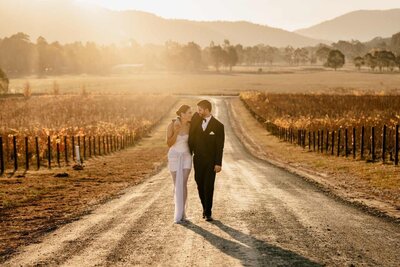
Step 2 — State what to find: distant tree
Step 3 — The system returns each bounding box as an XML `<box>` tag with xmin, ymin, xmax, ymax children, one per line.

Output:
<box><xmin>0</xmin><ymin>32</ymin><xmax>35</xmax><ymax>75</ymax></box>
<box><xmin>374</xmin><ymin>50</ymin><xmax>396</xmax><ymax>72</ymax></box>
<box><xmin>283</xmin><ymin>46</ymin><xmax>294</xmax><ymax>65</ymax></box>
<box><xmin>181</xmin><ymin>42</ymin><xmax>203</xmax><ymax>71</ymax></box>
<box><xmin>316</xmin><ymin>46</ymin><xmax>331</xmax><ymax>63</ymax></box>
<box><xmin>390</xmin><ymin>32</ymin><xmax>400</xmax><ymax>55</ymax></box>
<box><xmin>265</xmin><ymin>46</ymin><xmax>278</xmax><ymax>65</ymax></box>
<box><xmin>353</xmin><ymin>56</ymin><xmax>364</xmax><ymax>70</ymax></box>
<box><xmin>225</xmin><ymin>46</ymin><xmax>238</xmax><ymax>71</ymax></box>
<box><xmin>234</xmin><ymin>44</ymin><xmax>244</xmax><ymax>64</ymax></box>
<box><xmin>396</xmin><ymin>55</ymin><xmax>400</xmax><ymax>71</ymax></box>
<box><xmin>0</xmin><ymin>68</ymin><xmax>9</xmax><ymax>94</ymax></box>
<box><xmin>364</xmin><ymin>53</ymin><xmax>377</xmax><ymax>71</ymax></box>
<box><xmin>209</xmin><ymin>42</ymin><xmax>224</xmax><ymax>72</ymax></box>
<box><xmin>324</xmin><ymin>49</ymin><xmax>345</xmax><ymax>71</ymax></box>
<box><xmin>293</xmin><ymin>48</ymin><xmax>309</xmax><ymax>65</ymax></box>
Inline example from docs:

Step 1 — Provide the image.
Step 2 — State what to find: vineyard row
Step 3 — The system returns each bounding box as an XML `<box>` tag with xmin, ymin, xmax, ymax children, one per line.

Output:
<box><xmin>0</xmin><ymin>134</ymin><xmax>137</xmax><ymax>174</ymax></box>
<box><xmin>241</xmin><ymin>99</ymin><xmax>399</xmax><ymax>166</ymax></box>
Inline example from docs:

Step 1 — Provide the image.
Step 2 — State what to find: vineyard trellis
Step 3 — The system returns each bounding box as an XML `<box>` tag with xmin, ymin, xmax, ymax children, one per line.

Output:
<box><xmin>241</xmin><ymin>97</ymin><xmax>400</xmax><ymax>165</ymax></box>
<box><xmin>0</xmin><ymin>133</ymin><xmax>138</xmax><ymax>174</ymax></box>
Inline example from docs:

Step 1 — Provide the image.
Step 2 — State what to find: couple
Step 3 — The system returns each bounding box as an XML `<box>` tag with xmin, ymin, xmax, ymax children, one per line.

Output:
<box><xmin>166</xmin><ymin>100</ymin><xmax>225</xmax><ymax>223</ymax></box>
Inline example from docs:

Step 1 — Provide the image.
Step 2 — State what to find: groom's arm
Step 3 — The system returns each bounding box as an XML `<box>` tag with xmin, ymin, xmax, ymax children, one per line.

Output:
<box><xmin>214</xmin><ymin>123</ymin><xmax>225</xmax><ymax>167</ymax></box>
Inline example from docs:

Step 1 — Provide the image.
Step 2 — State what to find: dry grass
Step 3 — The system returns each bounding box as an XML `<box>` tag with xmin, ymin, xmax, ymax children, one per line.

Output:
<box><xmin>8</xmin><ymin>70</ymin><xmax>400</xmax><ymax>95</ymax></box>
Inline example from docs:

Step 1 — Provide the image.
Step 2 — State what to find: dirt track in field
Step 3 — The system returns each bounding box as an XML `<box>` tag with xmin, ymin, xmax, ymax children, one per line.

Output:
<box><xmin>3</xmin><ymin>97</ymin><xmax>400</xmax><ymax>267</ymax></box>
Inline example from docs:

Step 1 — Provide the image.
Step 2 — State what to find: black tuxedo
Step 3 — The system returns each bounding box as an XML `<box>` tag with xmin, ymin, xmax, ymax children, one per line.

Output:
<box><xmin>189</xmin><ymin>112</ymin><xmax>225</xmax><ymax>217</ymax></box>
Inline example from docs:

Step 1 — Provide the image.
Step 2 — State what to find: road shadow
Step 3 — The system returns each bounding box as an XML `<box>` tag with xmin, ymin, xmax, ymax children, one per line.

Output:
<box><xmin>181</xmin><ymin>220</ymin><xmax>322</xmax><ymax>266</ymax></box>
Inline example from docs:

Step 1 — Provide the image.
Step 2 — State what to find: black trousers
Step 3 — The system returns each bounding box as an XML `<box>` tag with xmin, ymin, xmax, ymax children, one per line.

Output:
<box><xmin>193</xmin><ymin>156</ymin><xmax>216</xmax><ymax>217</ymax></box>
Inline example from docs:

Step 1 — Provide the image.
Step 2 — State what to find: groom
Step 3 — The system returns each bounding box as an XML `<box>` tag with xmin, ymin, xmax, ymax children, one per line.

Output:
<box><xmin>189</xmin><ymin>100</ymin><xmax>225</xmax><ymax>221</ymax></box>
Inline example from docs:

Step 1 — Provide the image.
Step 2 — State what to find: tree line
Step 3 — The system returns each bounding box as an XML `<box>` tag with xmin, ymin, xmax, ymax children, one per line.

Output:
<box><xmin>1</xmin><ymin>31</ymin><xmax>400</xmax><ymax>90</ymax></box>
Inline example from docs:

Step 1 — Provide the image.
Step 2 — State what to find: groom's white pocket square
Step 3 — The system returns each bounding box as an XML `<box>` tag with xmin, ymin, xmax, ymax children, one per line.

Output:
<box><xmin>209</xmin><ymin>131</ymin><xmax>215</xmax><ymax>135</ymax></box>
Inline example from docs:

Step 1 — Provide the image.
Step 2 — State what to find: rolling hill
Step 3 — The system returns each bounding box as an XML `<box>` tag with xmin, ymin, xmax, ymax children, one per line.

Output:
<box><xmin>296</xmin><ymin>9</ymin><xmax>400</xmax><ymax>42</ymax></box>
<box><xmin>0</xmin><ymin>0</ymin><xmax>323</xmax><ymax>47</ymax></box>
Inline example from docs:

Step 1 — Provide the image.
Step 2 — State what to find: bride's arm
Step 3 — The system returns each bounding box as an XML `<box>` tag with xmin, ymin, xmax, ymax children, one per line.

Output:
<box><xmin>166</xmin><ymin>121</ymin><xmax>180</xmax><ymax>147</ymax></box>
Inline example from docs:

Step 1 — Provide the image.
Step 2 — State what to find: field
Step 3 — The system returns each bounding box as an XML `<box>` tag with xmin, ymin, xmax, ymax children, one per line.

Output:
<box><xmin>7</xmin><ymin>69</ymin><xmax>400</xmax><ymax>95</ymax></box>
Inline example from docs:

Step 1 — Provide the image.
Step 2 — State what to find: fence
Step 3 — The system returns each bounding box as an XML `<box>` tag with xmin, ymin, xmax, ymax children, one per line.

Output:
<box><xmin>241</xmin><ymin>99</ymin><xmax>399</xmax><ymax>166</ymax></box>
<box><xmin>0</xmin><ymin>134</ymin><xmax>136</xmax><ymax>175</ymax></box>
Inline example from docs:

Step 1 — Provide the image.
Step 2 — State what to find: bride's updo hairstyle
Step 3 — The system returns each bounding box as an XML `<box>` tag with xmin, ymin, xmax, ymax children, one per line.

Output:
<box><xmin>176</xmin><ymin>105</ymin><xmax>191</xmax><ymax>117</ymax></box>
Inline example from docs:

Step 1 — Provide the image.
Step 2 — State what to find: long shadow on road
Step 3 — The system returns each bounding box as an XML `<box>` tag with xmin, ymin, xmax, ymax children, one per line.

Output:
<box><xmin>181</xmin><ymin>220</ymin><xmax>322</xmax><ymax>267</ymax></box>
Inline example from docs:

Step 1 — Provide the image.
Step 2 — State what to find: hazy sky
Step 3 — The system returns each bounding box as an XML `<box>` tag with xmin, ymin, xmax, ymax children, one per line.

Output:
<box><xmin>76</xmin><ymin>0</ymin><xmax>400</xmax><ymax>31</ymax></box>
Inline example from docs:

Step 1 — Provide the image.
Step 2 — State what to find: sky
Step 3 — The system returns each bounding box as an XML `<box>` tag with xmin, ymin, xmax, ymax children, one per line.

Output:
<box><xmin>75</xmin><ymin>0</ymin><xmax>400</xmax><ymax>31</ymax></box>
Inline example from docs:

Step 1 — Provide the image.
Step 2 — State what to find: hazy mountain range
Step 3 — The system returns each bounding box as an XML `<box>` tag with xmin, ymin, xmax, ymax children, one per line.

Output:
<box><xmin>296</xmin><ymin>9</ymin><xmax>400</xmax><ymax>42</ymax></box>
<box><xmin>0</xmin><ymin>0</ymin><xmax>399</xmax><ymax>47</ymax></box>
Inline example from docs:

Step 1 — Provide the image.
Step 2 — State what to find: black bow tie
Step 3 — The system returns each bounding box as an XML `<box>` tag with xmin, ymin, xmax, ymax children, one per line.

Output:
<box><xmin>203</xmin><ymin>118</ymin><xmax>207</xmax><ymax>122</ymax></box>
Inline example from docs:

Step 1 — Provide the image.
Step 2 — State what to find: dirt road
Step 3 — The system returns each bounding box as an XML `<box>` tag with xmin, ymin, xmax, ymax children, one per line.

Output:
<box><xmin>4</xmin><ymin>97</ymin><xmax>400</xmax><ymax>266</ymax></box>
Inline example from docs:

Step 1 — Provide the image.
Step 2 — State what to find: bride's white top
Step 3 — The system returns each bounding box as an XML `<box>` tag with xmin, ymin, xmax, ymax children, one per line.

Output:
<box><xmin>169</xmin><ymin>133</ymin><xmax>190</xmax><ymax>153</ymax></box>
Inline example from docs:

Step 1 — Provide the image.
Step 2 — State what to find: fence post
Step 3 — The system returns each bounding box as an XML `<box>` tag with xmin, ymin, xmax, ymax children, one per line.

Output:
<box><xmin>371</xmin><ymin>126</ymin><xmax>375</xmax><ymax>162</ymax></box>
<box><xmin>313</xmin><ymin>131</ymin><xmax>316</xmax><ymax>151</ymax></box>
<box><xmin>102</xmin><ymin>135</ymin><xmax>107</xmax><ymax>155</ymax></box>
<box><xmin>72</xmin><ymin>136</ymin><xmax>75</xmax><ymax>160</ymax></box>
<box><xmin>382</xmin><ymin>125</ymin><xmax>387</xmax><ymax>163</ymax></box>
<box><xmin>352</xmin><ymin>128</ymin><xmax>356</xmax><ymax>159</ymax></box>
<box><xmin>395</xmin><ymin>125</ymin><xmax>399</xmax><ymax>166</ymax></box>
<box><xmin>331</xmin><ymin>130</ymin><xmax>335</xmax><ymax>155</ymax></box>
<box><xmin>308</xmin><ymin>131</ymin><xmax>311</xmax><ymax>150</ymax></box>
<box><xmin>83</xmin><ymin>136</ymin><xmax>86</xmax><ymax>160</ymax></box>
<box><xmin>93</xmin><ymin>136</ymin><xmax>96</xmax><ymax>157</ymax></box>
<box><xmin>337</xmin><ymin>129</ymin><xmax>341</xmax><ymax>157</ymax></box>
<box><xmin>64</xmin><ymin>136</ymin><xmax>68</xmax><ymax>165</ymax></box>
<box><xmin>0</xmin><ymin>137</ymin><xmax>4</xmax><ymax>175</ymax></box>
<box><xmin>56</xmin><ymin>137</ymin><xmax>60</xmax><ymax>167</ymax></box>
<box><xmin>47</xmin><ymin>136</ymin><xmax>51</xmax><ymax>169</ymax></box>
<box><xmin>325</xmin><ymin>131</ymin><xmax>329</xmax><ymax>154</ymax></box>
<box><xmin>361</xmin><ymin>126</ymin><xmax>365</xmax><ymax>160</ymax></box>
<box><xmin>107</xmin><ymin>135</ymin><xmax>110</xmax><ymax>154</ymax></box>
<box><xmin>98</xmin><ymin>136</ymin><xmax>101</xmax><ymax>156</ymax></box>
<box><xmin>321</xmin><ymin>130</ymin><xmax>324</xmax><ymax>153</ymax></box>
<box><xmin>25</xmin><ymin>137</ymin><xmax>29</xmax><ymax>170</ymax></box>
<box><xmin>345</xmin><ymin>128</ymin><xmax>348</xmax><ymax>157</ymax></box>
<box><xmin>13</xmin><ymin>136</ymin><xmax>18</xmax><ymax>171</ymax></box>
<box><xmin>35</xmin><ymin>137</ymin><xmax>40</xmax><ymax>170</ymax></box>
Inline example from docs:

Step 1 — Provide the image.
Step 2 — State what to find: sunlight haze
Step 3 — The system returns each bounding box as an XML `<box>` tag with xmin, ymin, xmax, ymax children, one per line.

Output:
<box><xmin>76</xmin><ymin>0</ymin><xmax>400</xmax><ymax>30</ymax></box>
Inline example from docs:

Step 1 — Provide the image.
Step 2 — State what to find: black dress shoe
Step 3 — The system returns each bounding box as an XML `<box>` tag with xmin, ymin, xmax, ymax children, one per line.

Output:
<box><xmin>205</xmin><ymin>216</ymin><xmax>213</xmax><ymax>222</ymax></box>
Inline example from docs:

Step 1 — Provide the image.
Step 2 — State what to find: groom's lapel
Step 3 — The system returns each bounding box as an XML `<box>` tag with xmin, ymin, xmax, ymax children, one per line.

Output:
<box><xmin>204</xmin><ymin>116</ymin><xmax>215</xmax><ymax>134</ymax></box>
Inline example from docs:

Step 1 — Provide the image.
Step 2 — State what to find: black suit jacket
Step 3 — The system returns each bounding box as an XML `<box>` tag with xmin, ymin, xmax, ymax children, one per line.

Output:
<box><xmin>189</xmin><ymin>112</ymin><xmax>225</xmax><ymax>166</ymax></box>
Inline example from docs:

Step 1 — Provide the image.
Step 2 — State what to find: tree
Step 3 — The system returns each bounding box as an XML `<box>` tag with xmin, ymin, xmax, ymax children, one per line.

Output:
<box><xmin>364</xmin><ymin>53</ymin><xmax>377</xmax><ymax>71</ymax></box>
<box><xmin>316</xmin><ymin>46</ymin><xmax>331</xmax><ymax>63</ymax></box>
<box><xmin>374</xmin><ymin>50</ymin><xmax>396</xmax><ymax>72</ymax></box>
<box><xmin>293</xmin><ymin>48</ymin><xmax>309</xmax><ymax>65</ymax></box>
<box><xmin>0</xmin><ymin>32</ymin><xmax>35</xmax><ymax>75</ymax></box>
<box><xmin>0</xmin><ymin>68</ymin><xmax>9</xmax><ymax>94</ymax></box>
<box><xmin>325</xmin><ymin>49</ymin><xmax>345</xmax><ymax>71</ymax></box>
<box><xmin>181</xmin><ymin>42</ymin><xmax>203</xmax><ymax>71</ymax></box>
<box><xmin>224</xmin><ymin>44</ymin><xmax>238</xmax><ymax>71</ymax></box>
<box><xmin>209</xmin><ymin>43</ymin><xmax>224</xmax><ymax>72</ymax></box>
<box><xmin>396</xmin><ymin>55</ymin><xmax>400</xmax><ymax>71</ymax></box>
<box><xmin>283</xmin><ymin>46</ymin><xmax>294</xmax><ymax>65</ymax></box>
<box><xmin>390</xmin><ymin>32</ymin><xmax>400</xmax><ymax>55</ymax></box>
<box><xmin>353</xmin><ymin>56</ymin><xmax>364</xmax><ymax>70</ymax></box>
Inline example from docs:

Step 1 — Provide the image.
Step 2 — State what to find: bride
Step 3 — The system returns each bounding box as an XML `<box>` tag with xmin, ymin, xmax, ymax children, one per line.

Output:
<box><xmin>166</xmin><ymin>105</ymin><xmax>193</xmax><ymax>223</ymax></box>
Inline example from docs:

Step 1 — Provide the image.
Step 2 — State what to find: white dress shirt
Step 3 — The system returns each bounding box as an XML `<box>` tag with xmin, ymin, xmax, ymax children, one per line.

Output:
<box><xmin>202</xmin><ymin>115</ymin><xmax>212</xmax><ymax>131</ymax></box>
